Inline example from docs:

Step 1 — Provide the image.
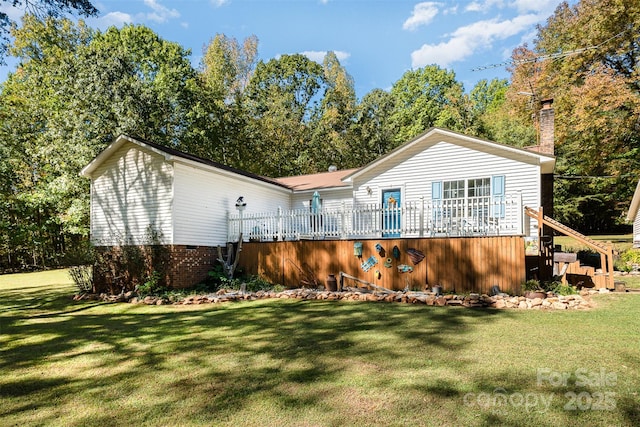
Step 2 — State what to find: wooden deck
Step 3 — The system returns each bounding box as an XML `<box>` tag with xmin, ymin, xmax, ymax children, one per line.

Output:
<box><xmin>237</xmin><ymin>236</ymin><xmax>526</xmax><ymax>295</ymax></box>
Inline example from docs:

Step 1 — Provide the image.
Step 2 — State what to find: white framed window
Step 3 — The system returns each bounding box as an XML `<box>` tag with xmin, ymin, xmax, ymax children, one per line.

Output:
<box><xmin>443</xmin><ymin>180</ymin><xmax>465</xmax><ymax>199</ymax></box>
<box><xmin>468</xmin><ymin>178</ymin><xmax>491</xmax><ymax>198</ymax></box>
<box><xmin>433</xmin><ymin>176</ymin><xmax>505</xmax><ymax>220</ymax></box>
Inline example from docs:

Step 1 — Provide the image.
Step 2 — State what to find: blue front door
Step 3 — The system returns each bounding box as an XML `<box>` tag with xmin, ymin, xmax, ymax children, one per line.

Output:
<box><xmin>382</xmin><ymin>189</ymin><xmax>401</xmax><ymax>238</ymax></box>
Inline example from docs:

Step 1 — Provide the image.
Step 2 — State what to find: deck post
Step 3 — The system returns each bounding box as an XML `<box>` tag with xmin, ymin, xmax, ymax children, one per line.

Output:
<box><xmin>340</xmin><ymin>201</ymin><xmax>346</xmax><ymax>239</ymax></box>
<box><xmin>419</xmin><ymin>196</ymin><xmax>425</xmax><ymax>237</ymax></box>
<box><xmin>537</xmin><ymin>205</ymin><xmax>544</xmax><ymax>253</ymax></box>
<box><xmin>607</xmin><ymin>245</ymin><xmax>615</xmax><ymax>289</ymax></box>
<box><xmin>277</xmin><ymin>207</ymin><xmax>283</xmax><ymax>242</ymax></box>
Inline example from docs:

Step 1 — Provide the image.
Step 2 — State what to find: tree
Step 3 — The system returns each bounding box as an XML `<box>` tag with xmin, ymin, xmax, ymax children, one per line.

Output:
<box><xmin>244</xmin><ymin>53</ymin><xmax>325</xmax><ymax>176</ymax></box>
<box><xmin>0</xmin><ymin>0</ymin><xmax>97</xmax><ymax>62</ymax></box>
<box><xmin>72</xmin><ymin>23</ymin><xmax>197</xmax><ymax>147</ymax></box>
<box><xmin>310</xmin><ymin>51</ymin><xmax>357</xmax><ymax>170</ymax></box>
<box><xmin>187</xmin><ymin>34</ymin><xmax>258</xmax><ymax>168</ymax></box>
<box><xmin>0</xmin><ymin>15</ymin><xmax>95</xmax><ymax>267</ymax></box>
<box><xmin>470</xmin><ymin>78</ymin><xmax>536</xmax><ymax>146</ymax></box>
<box><xmin>349</xmin><ymin>88</ymin><xmax>396</xmax><ymax>166</ymax></box>
<box><xmin>506</xmin><ymin>0</ymin><xmax>640</xmax><ymax>231</ymax></box>
<box><xmin>0</xmin><ymin>17</ymin><xmax>197</xmax><ymax>268</ymax></box>
<box><xmin>388</xmin><ymin>65</ymin><xmax>466</xmax><ymax>143</ymax></box>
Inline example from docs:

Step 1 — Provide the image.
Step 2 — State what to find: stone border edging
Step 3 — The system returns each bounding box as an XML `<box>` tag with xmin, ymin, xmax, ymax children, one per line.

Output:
<box><xmin>74</xmin><ymin>287</ymin><xmax>605</xmax><ymax>310</ymax></box>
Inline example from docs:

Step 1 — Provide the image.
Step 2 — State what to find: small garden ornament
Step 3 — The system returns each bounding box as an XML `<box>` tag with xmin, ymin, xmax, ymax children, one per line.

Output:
<box><xmin>354</xmin><ymin>242</ymin><xmax>363</xmax><ymax>257</ymax></box>
<box><xmin>361</xmin><ymin>255</ymin><xmax>378</xmax><ymax>272</ymax></box>
<box><xmin>397</xmin><ymin>264</ymin><xmax>413</xmax><ymax>273</ymax></box>
<box><xmin>406</xmin><ymin>248</ymin><xmax>425</xmax><ymax>265</ymax></box>
<box><xmin>392</xmin><ymin>245</ymin><xmax>401</xmax><ymax>260</ymax></box>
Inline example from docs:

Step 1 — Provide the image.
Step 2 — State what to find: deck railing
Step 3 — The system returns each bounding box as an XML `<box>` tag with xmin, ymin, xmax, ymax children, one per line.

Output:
<box><xmin>228</xmin><ymin>194</ymin><xmax>523</xmax><ymax>242</ymax></box>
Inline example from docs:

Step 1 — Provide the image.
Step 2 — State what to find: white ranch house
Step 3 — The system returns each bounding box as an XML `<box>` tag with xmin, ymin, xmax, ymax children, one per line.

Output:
<box><xmin>81</xmin><ymin>128</ymin><xmax>555</xmax><ymax>247</ymax></box>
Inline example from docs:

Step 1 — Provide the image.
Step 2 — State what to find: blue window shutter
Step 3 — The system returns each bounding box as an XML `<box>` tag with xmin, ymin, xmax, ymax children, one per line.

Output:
<box><xmin>492</xmin><ymin>175</ymin><xmax>505</xmax><ymax>218</ymax></box>
<box><xmin>432</xmin><ymin>181</ymin><xmax>442</xmax><ymax>222</ymax></box>
<box><xmin>432</xmin><ymin>181</ymin><xmax>442</xmax><ymax>200</ymax></box>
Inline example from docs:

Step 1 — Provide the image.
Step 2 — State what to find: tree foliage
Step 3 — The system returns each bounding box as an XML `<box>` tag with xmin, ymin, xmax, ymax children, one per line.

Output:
<box><xmin>0</xmin><ymin>0</ymin><xmax>97</xmax><ymax>62</ymax></box>
<box><xmin>186</xmin><ymin>34</ymin><xmax>258</xmax><ymax>168</ymax></box>
<box><xmin>310</xmin><ymin>51</ymin><xmax>357</xmax><ymax>170</ymax></box>
<box><xmin>388</xmin><ymin>65</ymin><xmax>465</xmax><ymax>143</ymax></box>
<box><xmin>505</xmin><ymin>0</ymin><xmax>640</xmax><ymax>232</ymax></box>
<box><xmin>0</xmin><ymin>16</ymin><xmax>196</xmax><ymax>268</ymax></box>
<box><xmin>244</xmin><ymin>53</ymin><xmax>326</xmax><ymax>176</ymax></box>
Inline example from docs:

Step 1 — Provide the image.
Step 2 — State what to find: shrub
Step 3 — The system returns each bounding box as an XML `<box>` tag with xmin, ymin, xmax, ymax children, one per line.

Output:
<box><xmin>69</xmin><ymin>265</ymin><xmax>93</xmax><ymax>293</ymax></box>
<box><xmin>136</xmin><ymin>271</ymin><xmax>166</xmax><ymax>297</ymax></box>
<box><xmin>551</xmin><ymin>282</ymin><xmax>578</xmax><ymax>296</ymax></box>
<box><xmin>617</xmin><ymin>249</ymin><xmax>640</xmax><ymax>272</ymax></box>
<box><xmin>205</xmin><ymin>263</ymin><xmax>235</xmax><ymax>290</ymax></box>
<box><xmin>522</xmin><ymin>279</ymin><xmax>542</xmax><ymax>292</ymax></box>
<box><xmin>243</xmin><ymin>275</ymin><xmax>276</xmax><ymax>293</ymax></box>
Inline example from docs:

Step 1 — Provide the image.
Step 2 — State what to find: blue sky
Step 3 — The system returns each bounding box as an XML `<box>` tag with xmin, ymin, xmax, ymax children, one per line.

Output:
<box><xmin>0</xmin><ymin>0</ymin><xmax>568</xmax><ymax>97</ymax></box>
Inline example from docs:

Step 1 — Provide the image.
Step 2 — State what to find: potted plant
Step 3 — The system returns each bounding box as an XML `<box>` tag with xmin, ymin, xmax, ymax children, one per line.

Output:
<box><xmin>522</xmin><ymin>279</ymin><xmax>546</xmax><ymax>299</ymax></box>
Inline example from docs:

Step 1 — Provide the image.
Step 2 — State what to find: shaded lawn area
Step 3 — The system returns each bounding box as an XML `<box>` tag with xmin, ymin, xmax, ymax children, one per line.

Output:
<box><xmin>1</xmin><ymin>270</ymin><xmax>639</xmax><ymax>426</ymax></box>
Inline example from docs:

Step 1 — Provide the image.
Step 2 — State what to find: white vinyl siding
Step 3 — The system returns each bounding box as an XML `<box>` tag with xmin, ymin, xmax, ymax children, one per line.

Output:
<box><xmin>352</xmin><ymin>140</ymin><xmax>542</xmax><ymax>236</ymax></box>
<box><xmin>634</xmin><ymin>211</ymin><xmax>640</xmax><ymax>247</ymax></box>
<box><xmin>90</xmin><ymin>143</ymin><xmax>173</xmax><ymax>245</ymax></box>
<box><xmin>172</xmin><ymin>162</ymin><xmax>291</xmax><ymax>246</ymax></box>
<box><xmin>290</xmin><ymin>188</ymin><xmax>353</xmax><ymax>211</ymax></box>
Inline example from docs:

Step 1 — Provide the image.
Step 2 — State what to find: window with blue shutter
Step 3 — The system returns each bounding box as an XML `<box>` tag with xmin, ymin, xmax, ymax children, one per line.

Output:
<box><xmin>492</xmin><ymin>175</ymin><xmax>505</xmax><ymax>218</ymax></box>
<box><xmin>432</xmin><ymin>181</ymin><xmax>442</xmax><ymax>222</ymax></box>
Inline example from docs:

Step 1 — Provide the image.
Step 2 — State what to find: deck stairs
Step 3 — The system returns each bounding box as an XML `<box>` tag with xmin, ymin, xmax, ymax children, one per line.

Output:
<box><xmin>525</xmin><ymin>207</ymin><xmax>615</xmax><ymax>289</ymax></box>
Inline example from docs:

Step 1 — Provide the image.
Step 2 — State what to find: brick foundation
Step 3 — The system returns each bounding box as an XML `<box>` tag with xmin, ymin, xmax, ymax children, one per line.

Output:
<box><xmin>93</xmin><ymin>244</ymin><xmax>219</xmax><ymax>293</ymax></box>
<box><xmin>166</xmin><ymin>245</ymin><xmax>217</xmax><ymax>289</ymax></box>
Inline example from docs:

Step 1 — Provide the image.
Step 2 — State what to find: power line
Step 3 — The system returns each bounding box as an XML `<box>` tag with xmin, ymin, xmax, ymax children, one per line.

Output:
<box><xmin>471</xmin><ymin>29</ymin><xmax>629</xmax><ymax>72</ymax></box>
<box><xmin>554</xmin><ymin>175</ymin><xmax>615</xmax><ymax>180</ymax></box>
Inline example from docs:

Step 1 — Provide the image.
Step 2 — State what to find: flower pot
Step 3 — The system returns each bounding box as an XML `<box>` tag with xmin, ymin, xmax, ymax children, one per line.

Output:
<box><xmin>432</xmin><ymin>285</ymin><xmax>442</xmax><ymax>296</ymax></box>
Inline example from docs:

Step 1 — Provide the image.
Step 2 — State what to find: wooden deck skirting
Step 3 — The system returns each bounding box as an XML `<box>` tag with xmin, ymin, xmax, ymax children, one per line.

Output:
<box><xmin>237</xmin><ymin>236</ymin><xmax>526</xmax><ymax>295</ymax></box>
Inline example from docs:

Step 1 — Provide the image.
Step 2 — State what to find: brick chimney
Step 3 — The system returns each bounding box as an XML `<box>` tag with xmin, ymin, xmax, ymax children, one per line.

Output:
<box><xmin>539</xmin><ymin>98</ymin><xmax>554</xmax><ymax>156</ymax></box>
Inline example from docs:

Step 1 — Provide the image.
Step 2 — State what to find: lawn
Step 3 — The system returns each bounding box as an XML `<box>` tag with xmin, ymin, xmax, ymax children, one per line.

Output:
<box><xmin>1</xmin><ymin>270</ymin><xmax>639</xmax><ymax>426</ymax></box>
<box><xmin>554</xmin><ymin>233</ymin><xmax>633</xmax><ymax>253</ymax></box>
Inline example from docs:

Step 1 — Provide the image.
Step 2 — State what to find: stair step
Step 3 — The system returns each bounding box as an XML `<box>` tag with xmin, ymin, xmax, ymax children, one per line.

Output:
<box><xmin>579</xmin><ymin>266</ymin><xmax>595</xmax><ymax>275</ymax></box>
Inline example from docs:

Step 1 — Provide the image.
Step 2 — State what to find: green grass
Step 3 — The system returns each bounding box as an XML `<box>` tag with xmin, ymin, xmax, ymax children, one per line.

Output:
<box><xmin>1</xmin><ymin>269</ymin><xmax>639</xmax><ymax>426</ymax></box>
<box><xmin>555</xmin><ymin>234</ymin><xmax>633</xmax><ymax>253</ymax></box>
<box><xmin>616</xmin><ymin>275</ymin><xmax>640</xmax><ymax>290</ymax></box>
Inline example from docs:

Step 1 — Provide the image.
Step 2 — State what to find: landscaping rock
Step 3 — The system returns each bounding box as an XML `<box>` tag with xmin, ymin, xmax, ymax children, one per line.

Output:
<box><xmin>530</xmin><ymin>297</ymin><xmax>543</xmax><ymax>307</ymax></box>
<box><xmin>552</xmin><ymin>302</ymin><xmax>567</xmax><ymax>310</ymax></box>
<box><xmin>79</xmin><ymin>283</ymin><xmax>602</xmax><ymax>311</ymax></box>
<box><xmin>493</xmin><ymin>299</ymin><xmax>506</xmax><ymax>309</ymax></box>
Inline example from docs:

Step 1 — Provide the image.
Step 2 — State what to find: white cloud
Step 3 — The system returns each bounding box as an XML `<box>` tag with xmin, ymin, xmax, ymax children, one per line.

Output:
<box><xmin>403</xmin><ymin>2</ymin><xmax>441</xmax><ymax>31</ymax></box>
<box><xmin>443</xmin><ymin>5</ymin><xmax>458</xmax><ymax>15</ymax></box>
<box><xmin>410</xmin><ymin>13</ymin><xmax>542</xmax><ymax>68</ymax></box>
<box><xmin>465</xmin><ymin>0</ymin><xmax>505</xmax><ymax>13</ymax></box>
<box><xmin>465</xmin><ymin>2</ymin><xmax>483</xmax><ymax>12</ymax></box>
<box><xmin>301</xmin><ymin>50</ymin><xmax>350</xmax><ymax>63</ymax></box>
<box><xmin>509</xmin><ymin>0</ymin><xmax>558</xmax><ymax>14</ymax></box>
<box><xmin>210</xmin><ymin>0</ymin><xmax>228</xmax><ymax>7</ymax></box>
<box><xmin>465</xmin><ymin>0</ymin><xmax>558</xmax><ymax>14</ymax></box>
<box><xmin>92</xmin><ymin>11</ymin><xmax>133</xmax><ymax>29</ymax></box>
<box><xmin>143</xmin><ymin>0</ymin><xmax>179</xmax><ymax>23</ymax></box>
